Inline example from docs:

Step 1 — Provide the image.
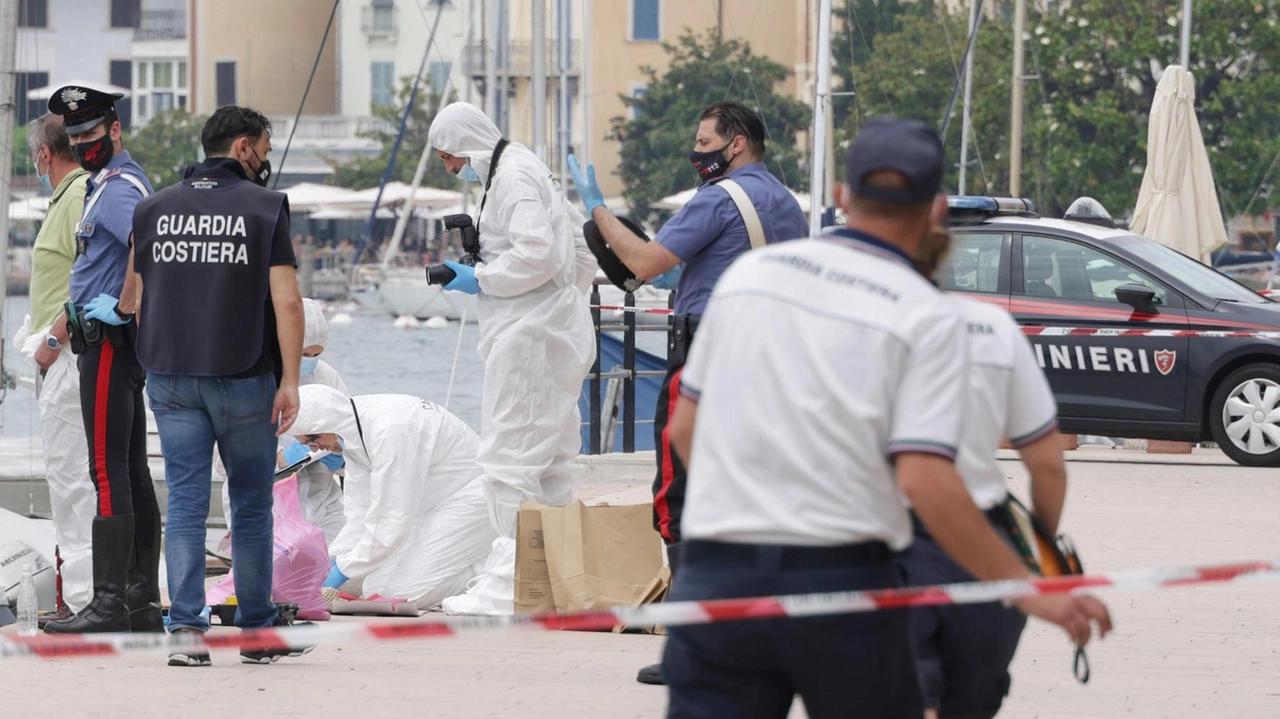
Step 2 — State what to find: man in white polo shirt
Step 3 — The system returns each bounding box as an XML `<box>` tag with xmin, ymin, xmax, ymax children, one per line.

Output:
<box><xmin>903</xmin><ymin>228</ymin><xmax>1068</xmax><ymax>719</ymax></box>
<box><xmin>661</xmin><ymin>118</ymin><xmax>1111</xmax><ymax>718</ymax></box>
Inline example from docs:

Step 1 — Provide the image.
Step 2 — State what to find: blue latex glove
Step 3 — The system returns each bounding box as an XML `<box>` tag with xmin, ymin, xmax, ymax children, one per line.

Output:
<box><xmin>650</xmin><ymin>265</ymin><xmax>684</xmax><ymax>290</ymax></box>
<box><xmin>84</xmin><ymin>293</ymin><xmax>129</xmax><ymax>326</ymax></box>
<box><xmin>318</xmin><ymin>452</ymin><xmax>345</xmax><ymax>471</ymax></box>
<box><xmin>568</xmin><ymin>154</ymin><xmax>604</xmax><ymax>215</ymax></box>
<box><xmin>322</xmin><ymin>558</ymin><xmax>349</xmax><ymax>589</ymax></box>
<box><xmin>443</xmin><ymin>261</ymin><xmax>481</xmax><ymax>295</ymax></box>
<box><xmin>281</xmin><ymin>439</ymin><xmax>310</xmax><ymax>466</ymax></box>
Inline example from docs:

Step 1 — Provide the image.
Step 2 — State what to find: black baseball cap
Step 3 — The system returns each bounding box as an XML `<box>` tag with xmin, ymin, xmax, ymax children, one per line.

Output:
<box><xmin>47</xmin><ymin>84</ymin><xmax>124</xmax><ymax>135</ymax></box>
<box><xmin>845</xmin><ymin>117</ymin><xmax>944</xmax><ymax>205</ymax></box>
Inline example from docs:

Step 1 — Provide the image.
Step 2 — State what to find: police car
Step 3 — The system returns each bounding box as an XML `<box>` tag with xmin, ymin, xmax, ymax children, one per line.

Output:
<box><xmin>941</xmin><ymin>196</ymin><xmax>1280</xmax><ymax>467</ymax></box>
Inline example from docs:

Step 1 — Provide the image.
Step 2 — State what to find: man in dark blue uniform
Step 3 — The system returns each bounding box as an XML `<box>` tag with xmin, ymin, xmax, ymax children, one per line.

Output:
<box><xmin>122</xmin><ymin>106</ymin><xmax>307</xmax><ymax>666</ymax></box>
<box><xmin>568</xmin><ymin>102</ymin><xmax>809</xmax><ymax>684</ymax></box>
<box><xmin>120</xmin><ymin>106</ymin><xmax>309</xmax><ymax>665</ymax></box>
<box><xmin>44</xmin><ymin>84</ymin><xmax>161</xmax><ymax>635</ymax></box>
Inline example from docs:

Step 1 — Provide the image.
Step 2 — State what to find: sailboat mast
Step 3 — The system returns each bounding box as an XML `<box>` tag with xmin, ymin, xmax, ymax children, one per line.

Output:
<box><xmin>532</xmin><ymin>0</ymin><xmax>548</xmax><ymax>163</ymax></box>
<box><xmin>808</xmin><ymin>0</ymin><xmax>833</xmax><ymax>237</ymax></box>
<box><xmin>1009</xmin><ymin>0</ymin><xmax>1026</xmax><ymax>197</ymax></box>
<box><xmin>959</xmin><ymin>0</ymin><xmax>978</xmax><ymax>195</ymax></box>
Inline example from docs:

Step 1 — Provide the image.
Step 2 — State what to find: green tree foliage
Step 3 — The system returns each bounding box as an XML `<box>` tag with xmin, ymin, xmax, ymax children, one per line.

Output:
<box><xmin>835</xmin><ymin>0</ymin><xmax>1280</xmax><ymax>219</ymax></box>
<box><xmin>12</xmin><ymin>123</ymin><xmax>31</xmax><ymax>176</ymax></box>
<box><xmin>610</xmin><ymin>31</ymin><xmax>812</xmax><ymax>225</ymax></box>
<box><xmin>126</xmin><ymin>110</ymin><xmax>208</xmax><ymax>191</ymax></box>
<box><xmin>325</xmin><ymin>78</ymin><xmax>458</xmax><ymax>191</ymax></box>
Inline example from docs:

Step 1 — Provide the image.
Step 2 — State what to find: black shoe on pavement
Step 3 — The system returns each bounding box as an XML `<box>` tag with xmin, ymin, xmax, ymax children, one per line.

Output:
<box><xmin>636</xmin><ymin>663</ymin><xmax>666</xmax><ymax>685</ymax></box>
<box><xmin>239</xmin><ymin>618</ymin><xmax>316</xmax><ymax>664</ymax></box>
<box><xmin>168</xmin><ymin>627</ymin><xmax>211</xmax><ymax>667</ymax></box>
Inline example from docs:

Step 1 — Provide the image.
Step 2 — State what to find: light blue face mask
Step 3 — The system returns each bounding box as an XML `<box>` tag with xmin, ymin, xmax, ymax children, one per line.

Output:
<box><xmin>35</xmin><ymin>155</ymin><xmax>51</xmax><ymax>190</ymax></box>
<box><xmin>459</xmin><ymin>163</ymin><xmax>482</xmax><ymax>183</ymax></box>
<box><xmin>300</xmin><ymin>356</ymin><xmax>320</xmax><ymax>377</ymax></box>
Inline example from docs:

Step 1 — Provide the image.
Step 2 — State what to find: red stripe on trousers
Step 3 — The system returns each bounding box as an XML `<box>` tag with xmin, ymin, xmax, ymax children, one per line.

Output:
<box><xmin>653</xmin><ymin>367</ymin><xmax>682</xmax><ymax>542</ymax></box>
<box><xmin>94</xmin><ymin>343</ymin><xmax>115</xmax><ymax>516</ymax></box>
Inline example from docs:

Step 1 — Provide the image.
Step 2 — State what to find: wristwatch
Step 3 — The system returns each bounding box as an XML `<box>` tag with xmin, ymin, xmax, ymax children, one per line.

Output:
<box><xmin>46</xmin><ymin>335</ymin><xmax>61</xmax><ymax>351</ymax></box>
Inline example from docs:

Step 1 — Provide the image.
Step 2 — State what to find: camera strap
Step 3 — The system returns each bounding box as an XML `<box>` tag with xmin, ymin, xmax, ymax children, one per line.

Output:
<box><xmin>476</xmin><ymin>138</ymin><xmax>510</xmax><ymax>227</ymax></box>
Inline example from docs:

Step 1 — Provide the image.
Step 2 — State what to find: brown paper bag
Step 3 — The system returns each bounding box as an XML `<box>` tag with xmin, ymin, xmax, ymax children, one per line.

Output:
<box><xmin>541</xmin><ymin>500</ymin><xmax>664</xmax><ymax>613</ymax></box>
<box><xmin>514</xmin><ymin>502</ymin><xmax>555</xmax><ymax>613</ymax></box>
<box><xmin>613</xmin><ymin>565</ymin><xmax>671</xmax><ymax>635</ymax></box>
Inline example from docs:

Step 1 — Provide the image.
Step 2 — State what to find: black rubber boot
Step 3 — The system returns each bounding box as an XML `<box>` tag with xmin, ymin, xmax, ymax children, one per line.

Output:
<box><xmin>128</xmin><ymin>513</ymin><xmax>165</xmax><ymax>633</ymax></box>
<box><xmin>45</xmin><ymin>515</ymin><xmax>135</xmax><ymax>634</ymax></box>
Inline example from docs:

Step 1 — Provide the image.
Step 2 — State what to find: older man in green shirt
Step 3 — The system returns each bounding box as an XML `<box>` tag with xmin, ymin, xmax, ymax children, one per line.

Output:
<box><xmin>17</xmin><ymin>113</ymin><xmax>93</xmax><ymax>616</ymax></box>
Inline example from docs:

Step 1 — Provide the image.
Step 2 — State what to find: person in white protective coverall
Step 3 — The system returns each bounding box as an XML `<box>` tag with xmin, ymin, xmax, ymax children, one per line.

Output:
<box><xmin>219</xmin><ymin>299</ymin><xmax>349</xmax><ymax>544</ymax></box>
<box><xmin>428</xmin><ymin>102</ymin><xmax>597</xmax><ymax>616</ymax></box>
<box><xmin>289</xmin><ymin>384</ymin><xmax>496</xmax><ymax>610</ymax></box>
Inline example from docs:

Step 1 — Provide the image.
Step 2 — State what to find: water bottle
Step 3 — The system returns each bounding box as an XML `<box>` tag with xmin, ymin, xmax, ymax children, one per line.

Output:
<box><xmin>17</xmin><ymin>564</ymin><xmax>38</xmax><ymax>637</ymax></box>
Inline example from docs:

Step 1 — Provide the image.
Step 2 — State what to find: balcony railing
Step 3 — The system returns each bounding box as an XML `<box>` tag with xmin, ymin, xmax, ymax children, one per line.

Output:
<box><xmin>133</xmin><ymin>10</ymin><xmax>186</xmax><ymax>41</ymax></box>
<box><xmin>269</xmin><ymin>116</ymin><xmax>395</xmax><ymax>146</ymax></box>
<box><xmin>462</xmin><ymin>41</ymin><xmax>582</xmax><ymax>77</ymax></box>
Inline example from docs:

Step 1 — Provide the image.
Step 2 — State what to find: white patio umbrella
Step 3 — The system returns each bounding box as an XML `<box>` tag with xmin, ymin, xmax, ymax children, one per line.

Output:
<box><xmin>281</xmin><ymin>182</ymin><xmax>361</xmax><ymax>213</ymax></box>
<box><xmin>1130</xmin><ymin>65</ymin><xmax>1228</xmax><ymax>264</ymax></box>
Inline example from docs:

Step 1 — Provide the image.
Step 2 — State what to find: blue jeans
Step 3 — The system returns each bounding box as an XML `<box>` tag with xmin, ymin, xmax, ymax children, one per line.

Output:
<box><xmin>147</xmin><ymin>372</ymin><xmax>279</xmax><ymax>632</ymax></box>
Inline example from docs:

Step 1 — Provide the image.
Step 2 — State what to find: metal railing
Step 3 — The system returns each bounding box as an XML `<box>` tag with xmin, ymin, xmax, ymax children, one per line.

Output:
<box><xmin>585</xmin><ymin>282</ymin><xmax>674</xmax><ymax>454</ymax></box>
<box><xmin>461</xmin><ymin>41</ymin><xmax>582</xmax><ymax>78</ymax></box>
<box><xmin>133</xmin><ymin>10</ymin><xmax>186</xmax><ymax>40</ymax></box>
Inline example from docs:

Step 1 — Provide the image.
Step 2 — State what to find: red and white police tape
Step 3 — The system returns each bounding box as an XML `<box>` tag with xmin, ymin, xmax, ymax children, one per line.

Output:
<box><xmin>2</xmin><ymin>558</ymin><xmax>1277</xmax><ymax>662</ymax></box>
<box><xmin>1022</xmin><ymin>326</ymin><xmax>1280</xmax><ymax>339</ymax></box>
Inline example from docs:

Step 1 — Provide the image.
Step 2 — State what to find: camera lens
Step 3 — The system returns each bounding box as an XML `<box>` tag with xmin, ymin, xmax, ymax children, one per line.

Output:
<box><xmin>425</xmin><ymin>264</ymin><xmax>457</xmax><ymax>286</ymax></box>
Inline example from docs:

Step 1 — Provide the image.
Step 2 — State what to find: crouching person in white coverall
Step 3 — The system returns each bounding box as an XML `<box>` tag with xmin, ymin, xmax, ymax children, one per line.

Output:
<box><xmin>290</xmin><ymin>384</ymin><xmax>496</xmax><ymax>610</ymax></box>
<box><xmin>428</xmin><ymin>102</ymin><xmax>597</xmax><ymax>616</ymax></box>
<box><xmin>220</xmin><ymin>298</ymin><xmax>348</xmax><ymax>544</ymax></box>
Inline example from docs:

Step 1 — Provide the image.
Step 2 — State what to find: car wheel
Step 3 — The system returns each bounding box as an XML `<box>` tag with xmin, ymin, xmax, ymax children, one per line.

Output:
<box><xmin>1209</xmin><ymin>364</ymin><xmax>1280</xmax><ymax>467</ymax></box>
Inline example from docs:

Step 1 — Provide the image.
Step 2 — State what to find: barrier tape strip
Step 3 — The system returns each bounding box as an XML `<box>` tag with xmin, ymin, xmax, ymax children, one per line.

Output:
<box><xmin>1023</xmin><ymin>326</ymin><xmax>1280</xmax><ymax>339</ymax></box>
<box><xmin>591</xmin><ymin>305</ymin><xmax>674</xmax><ymax>315</ymax></box>
<box><xmin>2</xmin><ymin>558</ymin><xmax>1277</xmax><ymax>662</ymax></box>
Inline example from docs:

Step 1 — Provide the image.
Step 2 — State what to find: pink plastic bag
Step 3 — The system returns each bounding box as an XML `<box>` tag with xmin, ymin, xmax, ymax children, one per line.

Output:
<box><xmin>207</xmin><ymin>476</ymin><xmax>332</xmax><ymax>621</ymax></box>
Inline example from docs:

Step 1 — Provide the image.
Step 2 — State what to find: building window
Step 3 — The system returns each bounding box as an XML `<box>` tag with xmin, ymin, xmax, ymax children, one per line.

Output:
<box><xmin>631</xmin><ymin>87</ymin><xmax>647</xmax><ymax>118</ymax></box>
<box><xmin>134</xmin><ymin>59</ymin><xmax>188</xmax><ymax>125</ymax></box>
<box><xmin>364</xmin><ymin>0</ymin><xmax>397</xmax><ymax>35</ymax></box>
<box><xmin>371</xmin><ymin>62</ymin><xmax>396</xmax><ymax>109</ymax></box>
<box><xmin>14</xmin><ymin>72</ymin><xmax>49</xmax><ymax>124</ymax></box>
<box><xmin>111</xmin><ymin>0</ymin><xmax>141</xmax><ymax>29</ymax></box>
<box><xmin>18</xmin><ymin>0</ymin><xmax>48</xmax><ymax>28</ymax></box>
<box><xmin>216</xmin><ymin>61</ymin><xmax>237</xmax><ymax>107</ymax></box>
<box><xmin>631</xmin><ymin>0</ymin><xmax>660</xmax><ymax>41</ymax></box>
<box><xmin>428</xmin><ymin>61</ymin><xmax>452</xmax><ymax>94</ymax></box>
<box><xmin>109</xmin><ymin>60</ymin><xmax>134</xmax><ymax>130</ymax></box>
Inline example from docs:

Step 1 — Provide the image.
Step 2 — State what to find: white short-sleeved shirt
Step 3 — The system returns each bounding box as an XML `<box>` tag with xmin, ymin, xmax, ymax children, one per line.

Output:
<box><xmin>949</xmin><ymin>296</ymin><xmax>1059</xmax><ymax>510</ymax></box>
<box><xmin>678</xmin><ymin>230</ymin><xmax>970</xmax><ymax>550</ymax></box>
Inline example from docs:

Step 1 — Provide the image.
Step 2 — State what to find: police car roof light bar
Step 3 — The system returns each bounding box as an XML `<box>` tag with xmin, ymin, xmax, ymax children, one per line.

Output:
<box><xmin>947</xmin><ymin>195</ymin><xmax>1037</xmax><ymax>219</ymax></box>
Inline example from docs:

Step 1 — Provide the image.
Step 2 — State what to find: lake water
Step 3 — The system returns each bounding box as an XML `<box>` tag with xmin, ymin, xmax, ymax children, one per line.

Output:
<box><xmin>0</xmin><ymin>294</ymin><xmax>487</xmax><ymax>436</ymax></box>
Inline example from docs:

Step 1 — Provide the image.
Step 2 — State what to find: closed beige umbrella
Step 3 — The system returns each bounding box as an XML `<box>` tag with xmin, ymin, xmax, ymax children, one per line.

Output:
<box><xmin>1130</xmin><ymin>65</ymin><xmax>1228</xmax><ymax>264</ymax></box>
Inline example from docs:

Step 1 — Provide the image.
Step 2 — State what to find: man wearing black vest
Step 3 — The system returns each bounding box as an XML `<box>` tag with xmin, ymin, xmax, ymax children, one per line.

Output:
<box><xmin>123</xmin><ymin>106</ymin><xmax>307</xmax><ymax>666</ymax></box>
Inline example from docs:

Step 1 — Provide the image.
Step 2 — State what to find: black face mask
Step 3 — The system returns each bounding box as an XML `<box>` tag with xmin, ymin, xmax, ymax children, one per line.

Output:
<box><xmin>689</xmin><ymin>142</ymin><xmax>732</xmax><ymax>183</ymax></box>
<box><xmin>73</xmin><ymin>135</ymin><xmax>115</xmax><ymax>173</ymax></box>
<box><xmin>247</xmin><ymin>146</ymin><xmax>271</xmax><ymax>187</ymax></box>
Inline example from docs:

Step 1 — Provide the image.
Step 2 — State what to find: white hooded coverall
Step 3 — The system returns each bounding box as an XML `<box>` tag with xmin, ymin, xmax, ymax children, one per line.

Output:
<box><xmin>14</xmin><ymin>317</ymin><xmax>95</xmax><ymax>612</ymax></box>
<box><xmin>290</xmin><ymin>385</ymin><xmax>496</xmax><ymax>609</ymax></box>
<box><xmin>428</xmin><ymin>103</ymin><xmax>596</xmax><ymax>539</ymax></box>
<box><xmin>221</xmin><ymin>299</ymin><xmax>349</xmax><ymax>544</ymax></box>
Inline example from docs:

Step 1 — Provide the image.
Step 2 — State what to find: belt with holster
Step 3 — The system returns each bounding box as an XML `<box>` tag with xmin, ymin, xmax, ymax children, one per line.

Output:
<box><xmin>668</xmin><ymin>313</ymin><xmax>702</xmax><ymax>369</ymax></box>
<box><xmin>64</xmin><ymin>299</ymin><xmax>135</xmax><ymax>355</ymax></box>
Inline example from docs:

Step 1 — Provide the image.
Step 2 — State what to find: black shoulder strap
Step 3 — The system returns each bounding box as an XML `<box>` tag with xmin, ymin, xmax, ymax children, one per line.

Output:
<box><xmin>350</xmin><ymin>398</ymin><xmax>367</xmax><ymax>451</ymax></box>
<box><xmin>476</xmin><ymin>138</ymin><xmax>510</xmax><ymax>225</ymax></box>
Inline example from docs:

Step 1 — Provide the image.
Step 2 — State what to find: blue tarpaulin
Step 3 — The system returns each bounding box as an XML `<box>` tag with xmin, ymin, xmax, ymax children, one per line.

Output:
<box><xmin>579</xmin><ymin>334</ymin><xmax>666</xmax><ymax>453</ymax></box>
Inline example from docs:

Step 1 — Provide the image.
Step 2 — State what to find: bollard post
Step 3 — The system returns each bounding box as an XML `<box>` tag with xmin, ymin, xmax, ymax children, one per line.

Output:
<box><xmin>623</xmin><ymin>290</ymin><xmax>636</xmax><ymax>453</ymax></box>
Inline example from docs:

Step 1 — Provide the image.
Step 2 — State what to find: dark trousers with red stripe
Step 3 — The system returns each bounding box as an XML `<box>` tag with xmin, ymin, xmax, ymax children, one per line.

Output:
<box><xmin>78</xmin><ymin>341</ymin><xmax>158</xmax><ymax>519</ymax></box>
<box><xmin>652</xmin><ymin>363</ymin><xmax>686</xmax><ymax>545</ymax></box>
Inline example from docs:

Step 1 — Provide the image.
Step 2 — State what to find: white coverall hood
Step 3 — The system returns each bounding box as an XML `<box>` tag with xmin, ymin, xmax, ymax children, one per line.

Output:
<box><xmin>293</xmin><ymin>385</ymin><xmax>495</xmax><ymax>609</ymax></box>
<box><xmin>302</xmin><ymin>299</ymin><xmax>329</xmax><ymax>349</ymax></box>
<box><xmin>429</xmin><ymin>102</ymin><xmax>505</xmax><ymax>180</ymax></box>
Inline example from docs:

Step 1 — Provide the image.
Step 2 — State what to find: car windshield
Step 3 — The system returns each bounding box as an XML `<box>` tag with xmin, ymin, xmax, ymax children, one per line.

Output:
<box><xmin>1115</xmin><ymin>236</ymin><xmax>1271</xmax><ymax>305</ymax></box>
